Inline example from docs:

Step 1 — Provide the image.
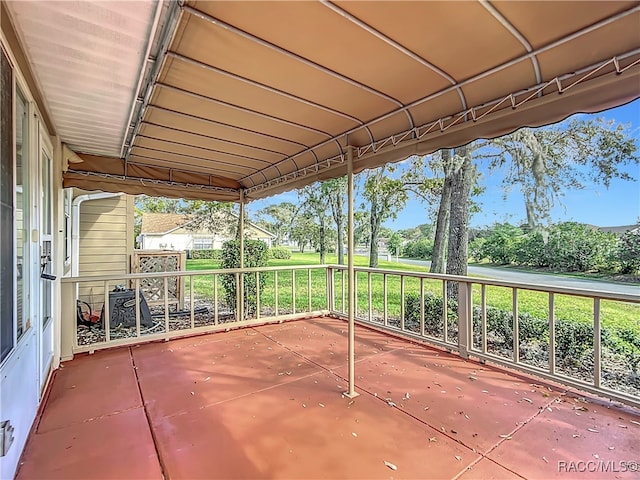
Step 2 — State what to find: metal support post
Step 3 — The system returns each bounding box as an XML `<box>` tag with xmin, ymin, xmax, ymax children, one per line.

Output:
<box><xmin>239</xmin><ymin>190</ymin><xmax>245</xmax><ymax>321</ymax></box>
<box><xmin>345</xmin><ymin>147</ymin><xmax>359</xmax><ymax>398</ymax></box>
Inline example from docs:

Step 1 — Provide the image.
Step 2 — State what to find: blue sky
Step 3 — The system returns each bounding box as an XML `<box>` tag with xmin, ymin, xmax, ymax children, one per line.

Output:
<box><xmin>248</xmin><ymin>99</ymin><xmax>640</xmax><ymax>230</ymax></box>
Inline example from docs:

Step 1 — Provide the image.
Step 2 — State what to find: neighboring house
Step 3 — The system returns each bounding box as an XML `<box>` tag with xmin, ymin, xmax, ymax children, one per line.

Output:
<box><xmin>139</xmin><ymin>213</ymin><xmax>276</xmax><ymax>251</ymax></box>
<box><xmin>598</xmin><ymin>224</ymin><xmax>640</xmax><ymax>235</ymax></box>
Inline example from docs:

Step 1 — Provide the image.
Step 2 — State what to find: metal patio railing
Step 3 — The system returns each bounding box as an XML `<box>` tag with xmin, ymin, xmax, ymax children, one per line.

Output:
<box><xmin>61</xmin><ymin>264</ymin><xmax>640</xmax><ymax>408</ymax></box>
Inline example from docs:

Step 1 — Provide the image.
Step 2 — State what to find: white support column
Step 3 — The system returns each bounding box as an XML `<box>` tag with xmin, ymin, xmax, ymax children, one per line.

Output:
<box><xmin>239</xmin><ymin>191</ymin><xmax>245</xmax><ymax>321</ymax></box>
<box><xmin>239</xmin><ymin>191</ymin><xmax>245</xmax><ymax>268</ymax></box>
<box><xmin>345</xmin><ymin>147</ymin><xmax>359</xmax><ymax>398</ymax></box>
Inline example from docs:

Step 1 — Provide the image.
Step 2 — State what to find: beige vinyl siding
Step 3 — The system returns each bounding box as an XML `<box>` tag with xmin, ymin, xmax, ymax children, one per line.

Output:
<box><xmin>78</xmin><ymin>194</ymin><xmax>134</xmax><ymax>308</ymax></box>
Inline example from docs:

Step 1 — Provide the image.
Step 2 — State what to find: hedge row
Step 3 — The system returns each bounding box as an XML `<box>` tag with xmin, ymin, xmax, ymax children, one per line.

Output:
<box><xmin>189</xmin><ymin>249</ymin><xmax>222</xmax><ymax>260</ymax></box>
<box><xmin>469</xmin><ymin>222</ymin><xmax>640</xmax><ymax>274</ymax></box>
<box><xmin>404</xmin><ymin>292</ymin><xmax>640</xmax><ymax>373</ymax></box>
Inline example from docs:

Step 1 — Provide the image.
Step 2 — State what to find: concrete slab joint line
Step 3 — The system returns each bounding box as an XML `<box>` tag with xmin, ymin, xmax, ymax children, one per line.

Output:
<box><xmin>129</xmin><ymin>347</ymin><xmax>168</xmax><ymax>479</ymax></box>
<box><xmin>15</xmin><ymin>318</ymin><xmax>640</xmax><ymax>480</ymax></box>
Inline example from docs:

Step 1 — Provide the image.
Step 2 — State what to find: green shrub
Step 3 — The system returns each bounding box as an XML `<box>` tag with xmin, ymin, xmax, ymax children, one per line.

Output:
<box><xmin>483</xmin><ymin>223</ymin><xmax>524</xmax><ymax>265</ymax></box>
<box><xmin>468</xmin><ymin>237</ymin><xmax>487</xmax><ymax>262</ymax></box>
<box><xmin>545</xmin><ymin>222</ymin><xmax>618</xmax><ymax>272</ymax></box>
<box><xmin>269</xmin><ymin>246</ymin><xmax>292</xmax><ymax>259</ymax></box>
<box><xmin>514</xmin><ymin>231</ymin><xmax>548</xmax><ymax>267</ymax></box>
<box><xmin>189</xmin><ymin>249</ymin><xmax>222</xmax><ymax>260</ymax></box>
<box><xmin>618</xmin><ymin>230</ymin><xmax>640</xmax><ymax>274</ymax></box>
<box><xmin>404</xmin><ymin>238</ymin><xmax>434</xmax><ymax>259</ymax></box>
<box><xmin>220</xmin><ymin>240</ymin><xmax>269</xmax><ymax>316</ymax></box>
<box><xmin>404</xmin><ymin>292</ymin><xmax>458</xmax><ymax>337</ymax></box>
<box><xmin>554</xmin><ymin>320</ymin><xmax>593</xmax><ymax>361</ymax></box>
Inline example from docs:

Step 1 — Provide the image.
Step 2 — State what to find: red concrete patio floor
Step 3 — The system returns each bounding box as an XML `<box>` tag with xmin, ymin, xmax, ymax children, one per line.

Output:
<box><xmin>16</xmin><ymin>317</ymin><xmax>640</xmax><ymax>479</ymax></box>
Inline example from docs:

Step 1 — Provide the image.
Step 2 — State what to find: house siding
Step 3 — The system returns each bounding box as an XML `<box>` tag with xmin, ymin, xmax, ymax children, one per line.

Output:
<box><xmin>77</xmin><ymin>194</ymin><xmax>133</xmax><ymax>306</ymax></box>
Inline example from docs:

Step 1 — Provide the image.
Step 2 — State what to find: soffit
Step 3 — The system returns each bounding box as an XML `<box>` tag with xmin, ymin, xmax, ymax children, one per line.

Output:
<box><xmin>4</xmin><ymin>0</ymin><xmax>160</xmax><ymax>157</ymax></box>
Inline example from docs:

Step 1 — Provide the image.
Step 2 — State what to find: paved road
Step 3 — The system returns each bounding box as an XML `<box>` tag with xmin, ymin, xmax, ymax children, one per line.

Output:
<box><xmin>383</xmin><ymin>257</ymin><xmax>640</xmax><ymax>296</ymax></box>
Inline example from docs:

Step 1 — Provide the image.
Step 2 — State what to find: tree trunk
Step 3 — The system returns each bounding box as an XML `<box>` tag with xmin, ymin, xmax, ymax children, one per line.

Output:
<box><xmin>368</xmin><ymin>200</ymin><xmax>380</xmax><ymax>268</ymax></box>
<box><xmin>446</xmin><ymin>145</ymin><xmax>474</xmax><ymax>297</ymax></box>
<box><xmin>319</xmin><ymin>218</ymin><xmax>326</xmax><ymax>264</ymax></box>
<box><xmin>335</xmin><ymin>193</ymin><xmax>345</xmax><ymax>265</ymax></box>
<box><xmin>430</xmin><ymin>149</ymin><xmax>453</xmax><ymax>273</ymax></box>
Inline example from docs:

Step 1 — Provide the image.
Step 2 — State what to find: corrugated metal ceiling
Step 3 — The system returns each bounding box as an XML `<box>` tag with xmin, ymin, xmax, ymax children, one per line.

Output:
<box><xmin>5</xmin><ymin>0</ymin><xmax>160</xmax><ymax>157</ymax></box>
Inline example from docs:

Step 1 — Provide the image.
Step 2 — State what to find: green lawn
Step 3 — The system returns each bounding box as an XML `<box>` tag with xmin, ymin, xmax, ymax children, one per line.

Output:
<box><xmin>185</xmin><ymin>252</ymin><xmax>639</xmax><ymax>333</ymax></box>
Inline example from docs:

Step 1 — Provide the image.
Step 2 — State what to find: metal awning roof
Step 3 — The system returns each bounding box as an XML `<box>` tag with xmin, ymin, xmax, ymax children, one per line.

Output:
<box><xmin>5</xmin><ymin>1</ymin><xmax>640</xmax><ymax>202</ymax></box>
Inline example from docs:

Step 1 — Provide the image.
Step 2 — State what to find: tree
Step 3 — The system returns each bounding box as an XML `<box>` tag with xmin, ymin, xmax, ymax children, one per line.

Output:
<box><xmin>619</xmin><ymin>229</ymin><xmax>640</xmax><ymax>275</ymax></box>
<box><xmin>322</xmin><ymin>178</ymin><xmax>347</xmax><ymax>264</ymax></box>
<box><xmin>257</xmin><ymin>202</ymin><xmax>298</xmax><ymax>246</ymax></box>
<box><xmin>289</xmin><ymin>212</ymin><xmax>317</xmax><ymax>253</ymax></box>
<box><xmin>134</xmin><ymin>195</ymin><xmax>183</xmax><ymax>246</ymax></box>
<box><xmin>490</xmin><ymin>118</ymin><xmax>638</xmax><ymax>229</ymax></box>
<box><xmin>445</xmin><ymin>144</ymin><xmax>475</xmax><ymax>279</ymax></box>
<box><xmin>182</xmin><ymin>200</ymin><xmax>236</xmax><ymax>237</ymax></box>
<box><xmin>299</xmin><ymin>183</ymin><xmax>331</xmax><ymax>264</ymax></box>
<box><xmin>135</xmin><ymin>195</ymin><xmax>181</xmax><ymax>214</ymax></box>
<box><xmin>363</xmin><ymin>165</ymin><xmax>409</xmax><ymax>268</ymax></box>
<box><xmin>353</xmin><ymin>210</ymin><xmax>371</xmax><ymax>246</ymax></box>
<box><xmin>387</xmin><ymin>232</ymin><xmax>403</xmax><ymax>258</ymax></box>
<box><xmin>430</xmin><ymin>149</ymin><xmax>455</xmax><ymax>273</ymax></box>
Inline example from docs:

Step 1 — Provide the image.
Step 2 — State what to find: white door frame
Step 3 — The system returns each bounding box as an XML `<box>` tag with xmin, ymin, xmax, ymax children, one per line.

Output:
<box><xmin>37</xmin><ymin>123</ymin><xmax>54</xmax><ymax>389</ymax></box>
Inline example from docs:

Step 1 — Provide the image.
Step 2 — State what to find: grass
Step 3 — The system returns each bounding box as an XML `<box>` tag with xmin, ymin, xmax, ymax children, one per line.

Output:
<box><xmin>185</xmin><ymin>252</ymin><xmax>639</xmax><ymax>332</ymax></box>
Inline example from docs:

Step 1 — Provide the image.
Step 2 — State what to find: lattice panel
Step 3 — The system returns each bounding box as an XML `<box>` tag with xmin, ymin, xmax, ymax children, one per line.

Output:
<box><xmin>131</xmin><ymin>251</ymin><xmax>185</xmax><ymax>307</ymax></box>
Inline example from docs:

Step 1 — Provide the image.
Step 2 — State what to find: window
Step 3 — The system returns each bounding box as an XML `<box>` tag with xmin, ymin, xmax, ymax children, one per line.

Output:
<box><xmin>193</xmin><ymin>238</ymin><xmax>213</xmax><ymax>250</ymax></box>
<box><xmin>15</xmin><ymin>86</ymin><xmax>29</xmax><ymax>341</ymax></box>
<box><xmin>0</xmin><ymin>48</ymin><xmax>13</xmax><ymax>361</ymax></box>
<box><xmin>63</xmin><ymin>189</ymin><xmax>72</xmax><ymax>265</ymax></box>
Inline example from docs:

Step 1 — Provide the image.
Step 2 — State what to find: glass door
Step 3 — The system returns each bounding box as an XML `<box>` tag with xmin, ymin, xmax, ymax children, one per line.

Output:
<box><xmin>39</xmin><ymin>128</ymin><xmax>54</xmax><ymax>385</ymax></box>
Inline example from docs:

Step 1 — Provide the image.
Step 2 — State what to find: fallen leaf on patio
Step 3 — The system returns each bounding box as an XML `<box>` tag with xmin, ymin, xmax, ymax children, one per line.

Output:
<box><xmin>468</xmin><ymin>376</ymin><xmax>477</xmax><ymax>381</ymax></box>
<box><xmin>608</xmin><ymin>446</ymin><xmax>615</xmax><ymax>450</ymax></box>
<box><xmin>434</xmin><ymin>382</ymin><xmax>442</xmax><ymax>386</ymax></box>
<box><xmin>190</xmin><ymin>392</ymin><xmax>195</xmax><ymax>396</ymax></box>
<box><xmin>352</xmin><ymin>432</ymin><xmax>357</xmax><ymax>437</ymax></box>
<box><xmin>387</xmin><ymin>401</ymin><xmax>397</xmax><ymax>407</ymax></box>
<box><xmin>441</xmin><ymin>391</ymin><xmax>446</xmax><ymax>394</ymax></box>
<box><xmin>302</xmin><ymin>403</ymin><xmax>306</xmax><ymax>408</ymax></box>
<box><xmin>618</xmin><ymin>424</ymin><xmax>628</xmax><ymax>428</ymax></box>
<box><xmin>348</xmin><ymin>400</ymin><xmax>355</xmax><ymax>406</ymax></box>
<box><xmin>455</xmin><ymin>456</ymin><xmax>462</xmax><ymax>461</ymax></box>
<box><xmin>451</xmin><ymin>429</ymin><xmax>458</xmax><ymax>434</ymax></box>
<box><xmin>203</xmin><ymin>377</ymin><xmax>210</xmax><ymax>382</ymax></box>
<box><xmin>441</xmin><ymin>427</ymin><xmax>446</xmax><ymax>433</ymax></box>
<box><xmin>522</xmin><ymin>397</ymin><xmax>533</xmax><ymax>403</ymax></box>
<box><xmin>384</xmin><ymin>461</ymin><xmax>397</xmax><ymax>471</ymax></box>
<box><xmin>429</xmin><ymin>437</ymin><xmax>437</xmax><ymax>443</ymax></box>
<box><xmin>573</xmin><ymin>406</ymin><xmax>588</xmax><ymax>411</ymax></box>
<box><xmin>572</xmin><ymin>434</ymin><xmax>580</xmax><ymax>438</ymax></box>
<box><xmin>464</xmin><ymin>414</ymin><xmax>470</xmax><ymax>420</ymax></box>
<box><xmin>424</xmin><ymin>406</ymin><xmax>430</xmax><ymax>411</ymax></box>
<box><xmin>499</xmin><ymin>435</ymin><xmax>512</xmax><ymax>439</ymax></box>
<box><xmin>402</xmin><ymin>392</ymin><xmax>410</xmax><ymax>400</ymax></box>
<box><xmin>542</xmin><ymin>457</ymin><xmax>548</xmax><ymax>463</ymax></box>
<box><xmin>630</xmin><ymin>420</ymin><xmax>640</xmax><ymax>426</ymax></box>
<box><xmin>587</xmin><ymin>428</ymin><xmax>599</xmax><ymax>433</ymax></box>
<box><xmin>319</xmin><ymin>403</ymin><xmax>325</xmax><ymax>408</ymax></box>
<box><xmin>482</xmin><ymin>390</ymin><xmax>489</xmax><ymax>394</ymax></box>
